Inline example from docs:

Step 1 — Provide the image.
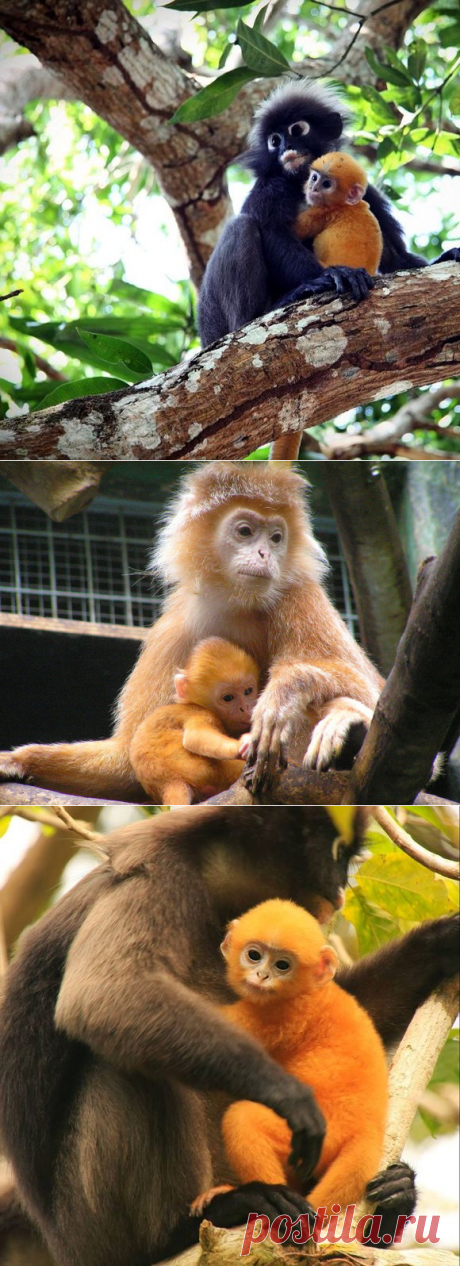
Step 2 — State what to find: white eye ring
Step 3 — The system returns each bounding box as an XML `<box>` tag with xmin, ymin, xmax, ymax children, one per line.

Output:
<box><xmin>288</xmin><ymin>121</ymin><xmax>310</xmax><ymax>137</ymax></box>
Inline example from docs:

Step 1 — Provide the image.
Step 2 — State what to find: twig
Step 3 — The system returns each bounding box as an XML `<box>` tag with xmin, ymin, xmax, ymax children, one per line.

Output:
<box><xmin>372</xmin><ymin>805</ymin><xmax>460</xmax><ymax>878</ymax></box>
<box><xmin>0</xmin><ymin>805</ymin><xmax>104</xmax><ymax>852</ymax></box>
<box><xmin>0</xmin><ymin>337</ymin><xmax>66</xmax><ymax>381</ymax></box>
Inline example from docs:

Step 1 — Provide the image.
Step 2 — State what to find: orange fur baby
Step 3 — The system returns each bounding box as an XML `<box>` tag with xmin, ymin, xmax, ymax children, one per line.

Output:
<box><xmin>129</xmin><ymin>637</ymin><xmax>259</xmax><ymax>804</ymax></box>
<box><xmin>193</xmin><ymin>899</ymin><xmax>388</xmax><ymax>1218</ymax></box>
<box><xmin>295</xmin><ymin>152</ymin><xmax>383</xmax><ymax>275</ymax></box>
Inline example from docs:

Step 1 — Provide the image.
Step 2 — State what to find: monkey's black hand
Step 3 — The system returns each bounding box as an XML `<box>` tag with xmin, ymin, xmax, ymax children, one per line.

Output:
<box><xmin>433</xmin><ymin>247</ymin><xmax>460</xmax><ymax>264</ymax></box>
<box><xmin>201</xmin><ymin>1182</ymin><xmax>314</xmax><ymax>1228</ymax></box>
<box><xmin>366</xmin><ymin>1161</ymin><xmax>417</xmax><ymax>1247</ymax></box>
<box><xmin>285</xmin><ymin>1086</ymin><xmax>326</xmax><ymax>1183</ymax></box>
<box><xmin>322</xmin><ymin>266</ymin><xmax>375</xmax><ymax>300</ymax></box>
<box><xmin>282</xmin><ymin>266</ymin><xmax>374</xmax><ymax>308</ymax></box>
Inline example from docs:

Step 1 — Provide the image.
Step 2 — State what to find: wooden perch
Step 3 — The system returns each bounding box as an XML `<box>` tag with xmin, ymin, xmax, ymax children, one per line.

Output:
<box><xmin>0</xmin><ymin>784</ymin><xmax>131</xmax><ymax>807</ymax></box>
<box><xmin>155</xmin><ymin>976</ymin><xmax>460</xmax><ymax>1265</ymax></box>
<box><xmin>0</xmin><ymin>264</ymin><xmax>459</xmax><ymax>460</ymax></box>
<box><xmin>207</xmin><ymin>768</ymin><xmax>456</xmax><ymax>809</ymax></box>
<box><xmin>344</xmin><ymin>513</ymin><xmax>460</xmax><ymax>804</ymax></box>
<box><xmin>1</xmin><ymin>461</ymin><xmax>110</xmax><ymax>520</ymax></box>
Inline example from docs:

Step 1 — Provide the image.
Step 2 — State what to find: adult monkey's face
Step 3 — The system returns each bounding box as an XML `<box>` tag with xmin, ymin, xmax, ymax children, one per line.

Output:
<box><xmin>244</xmin><ymin>82</ymin><xmax>346</xmax><ymax>181</ymax></box>
<box><xmin>216</xmin><ymin>505</ymin><xmax>289</xmax><ymax>601</ymax></box>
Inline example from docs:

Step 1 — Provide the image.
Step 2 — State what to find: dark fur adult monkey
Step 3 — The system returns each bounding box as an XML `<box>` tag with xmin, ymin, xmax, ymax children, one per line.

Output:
<box><xmin>0</xmin><ymin>462</ymin><xmax>383</xmax><ymax>800</ymax></box>
<box><xmin>1</xmin><ymin>806</ymin><xmax>458</xmax><ymax>1266</ymax></box>
<box><xmin>197</xmin><ymin>79</ymin><xmax>460</xmax><ymax>459</ymax></box>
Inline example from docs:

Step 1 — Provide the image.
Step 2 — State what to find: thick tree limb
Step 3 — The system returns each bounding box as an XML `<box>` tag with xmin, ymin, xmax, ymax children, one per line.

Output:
<box><xmin>0</xmin><ymin>263</ymin><xmax>458</xmax><ymax>461</ymax></box>
<box><xmin>344</xmin><ymin>512</ymin><xmax>460</xmax><ymax>804</ymax></box>
<box><xmin>207</xmin><ymin>767</ymin><xmax>456</xmax><ymax>808</ymax></box>
<box><xmin>323</xmin><ymin>465</ymin><xmax>412</xmax><ymax>675</ymax></box>
<box><xmin>0</xmin><ymin>785</ymin><xmax>130</xmax><ymax>807</ymax></box>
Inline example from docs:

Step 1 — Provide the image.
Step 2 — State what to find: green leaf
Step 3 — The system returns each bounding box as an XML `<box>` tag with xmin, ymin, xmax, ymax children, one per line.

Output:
<box><xmin>236</xmin><ymin>19</ymin><xmax>291</xmax><ymax>75</ymax></box>
<box><xmin>359</xmin><ymin>86</ymin><xmax>397</xmax><ymax>124</ymax></box>
<box><xmin>407</xmin><ymin>39</ymin><xmax>427</xmax><ymax>81</ymax></box>
<box><xmin>77</xmin><ymin>329</ymin><xmax>152</xmax><ymax>375</ymax></box>
<box><xmin>365</xmin><ymin>46</ymin><xmax>415</xmax><ymax>86</ymax></box>
<box><xmin>170</xmin><ymin>68</ymin><xmax>256</xmax><ymax>124</ymax></box>
<box><xmin>440</xmin><ymin>21</ymin><xmax>460</xmax><ymax>45</ymax></box>
<box><xmin>451</xmin><ymin>88</ymin><xmax>460</xmax><ymax>114</ymax></box>
<box><xmin>353</xmin><ymin>852</ymin><xmax>459</xmax><ymax>923</ymax></box>
<box><xmin>218</xmin><ymin>43</ymin><xmax>232</xmax><ymax>69</ymax></box>
<box><xmin>253</xmin><ymin>5</ymin><xmax>269</xmax><ymax>29</ymax></box>
<box><xmin>39</xmin><ymin>376</ymin><xmax>128</xmax><ymax>408</ymax></box>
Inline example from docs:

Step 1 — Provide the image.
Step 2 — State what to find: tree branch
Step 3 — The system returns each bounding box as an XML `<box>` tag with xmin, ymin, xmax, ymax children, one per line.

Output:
<box><xmin>0</xmin><ymin>335</ymin><xmax>66</xmax><ymax>380</ymax></box>
<box><xmin>344</xmin><ymin>512</ymin><xmax>460</xmax><ymax>804</ymax></box>
<box><xmin>0</xmin><ymin>263</ymin><xmax>458</xmax><ymax>461</ymax></box>
<box><xmin>1</xmin><ymin>460</ymin><xmax>110</xmax><ymax>520</ymax></box>
<box><xmin>371</xmin><ymin>805</ymin><xmax>459</xmax><ymax>878</ymax></box>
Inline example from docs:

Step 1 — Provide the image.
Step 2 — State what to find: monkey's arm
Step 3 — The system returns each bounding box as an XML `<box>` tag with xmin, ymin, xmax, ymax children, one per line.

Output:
<box><xmin>294</xmin><ymin>206</ymin><xmax>329</xmax><ymax>240</ymax></box>
<box><xmin>183</xmin><ymin>714</ymin><xmax>241</xmax><ymax>760</ymax></box>
<box><xmin>337</xmin><ymin>914</ymin><xmax>459</xmax><ymax>1046</ymax></box>
<box><xmin>248</xmin><ymin>586</ymin><xmax>382</xmax><ymax>789</ymax></box>
<box><xmin>55</xmin><ymin>880</ymin><xmax>326</xmax><ymax>1172</ymax></box>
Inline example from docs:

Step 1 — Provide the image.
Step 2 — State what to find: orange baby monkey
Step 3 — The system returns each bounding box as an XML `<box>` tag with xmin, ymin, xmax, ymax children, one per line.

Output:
<box><xmin>193</xmin><ymin>899</ymin><xmax>387</xmax><ymax>1219</ymax></box>
<box><xmin>129</xmin><ymin>637</ymin><xmax>259</xmax><ymax>805</ymax></box>
<box><xmin>295</xmin><ymin>152</ymin><xmax>383</xmax><ymax>275</ymax></box>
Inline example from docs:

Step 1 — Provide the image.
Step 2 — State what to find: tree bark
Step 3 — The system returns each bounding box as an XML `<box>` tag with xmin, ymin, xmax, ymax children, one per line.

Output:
<box><xmin>323</xmin><ymin>465</ymin><xmax>413</xmax><ymax>676</ymax></box>
<box><xmin>1</xmin><ymin>264</ymin><xmax>458</xmax><ymax>461</ymax></box>
<box><xmin>1</xmin><ymin>461</ymin><xmax>110</xmax><ymax>520</ymax></box>
<box><xmin>344</xmin><ymin>513</ymin><xmax>460</xmax><ymax>804</ymax></box>
<box><xmin>207</xmin><ymin>768</ymin><xmax>456</xmax><ymax>808</ymax></box>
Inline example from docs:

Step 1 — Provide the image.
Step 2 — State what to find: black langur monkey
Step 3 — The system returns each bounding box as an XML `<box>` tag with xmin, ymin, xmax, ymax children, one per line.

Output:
<box><xmin>1</xmin><ymin>807</ymin><xmax>459</xmax><ymax>1266</ymax></box>
<box><xmin>198</xmin><ymin>79</ymin><xmax>459</xmax><ymax>349</ymax></box>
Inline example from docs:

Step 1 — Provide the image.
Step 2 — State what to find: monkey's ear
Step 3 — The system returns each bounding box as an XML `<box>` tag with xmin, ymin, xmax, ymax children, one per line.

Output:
<box><xmin>174</xmin><ymin>672</ymin><xmax>188</xmax><ymax>700</ymax></box>
<box><xmin>313</xmin><ymin>945</ymin><xmax>339</xmax><ymax>987</ymax></box>
<box><xmin>220</xmin><ymin>920</ymin><xmax>239</xmax><ymax>958</ymax></box>
<box><xmin>345</xmin><ymin>183</ymin><xmax>365</xmax><ymax>205</ymax></box>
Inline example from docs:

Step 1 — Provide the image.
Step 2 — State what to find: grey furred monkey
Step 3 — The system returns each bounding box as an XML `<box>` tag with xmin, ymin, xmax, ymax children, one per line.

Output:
<box><xmin>1</xmin><ymin>806</ymin><xmax>459</xmax><ymax>1266</ymax></box>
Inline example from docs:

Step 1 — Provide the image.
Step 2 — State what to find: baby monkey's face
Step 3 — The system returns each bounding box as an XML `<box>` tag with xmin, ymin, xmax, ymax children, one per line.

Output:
<box><xmin>211</xmin><ymin>675</ymin><xmax>259</xmax><ymax>737</ymax></box>
<box><xmin>237</xmin><ymin>942</ymin><xmax>298</xmax><ymax>999</ymax></box>
<box><xmin>306</xmin><ymin>167</ymin><xmax>336</xmax><ymax>206</ymax></box>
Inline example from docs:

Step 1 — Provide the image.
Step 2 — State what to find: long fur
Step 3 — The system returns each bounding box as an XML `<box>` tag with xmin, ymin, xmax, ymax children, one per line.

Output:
<box><xmin>248</xmin><ymin>78</ymin><xmax>350</xmax><ymax>151</ymax></box>
<box><xmin>150</xmin><ymin>462</ymin><xmax>328</xmax><ymax>588</ymax></box>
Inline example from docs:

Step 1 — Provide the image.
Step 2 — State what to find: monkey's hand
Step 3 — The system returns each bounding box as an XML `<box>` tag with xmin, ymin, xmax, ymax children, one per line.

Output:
<box><xmin>238</xmin><ymin>732</ymin><xmax>252</xmax><ymax>760</ymax></box>
<box><xmin>365</xmin><ymin>1162</ymin><xmax>417</xmax><ymax>1246</ymax></box>
<box><xmin>283</xmin><ymin>266</ymin><xmax>374</xmax><ymax>307</ymax></box>
<box><xmin>303</xmin><ymin>699</ymin><xmax>373</xmax><ymax>771</ymax></box>
<box><xmin>245</xmin><ymin>690</ymin><xmax>292</xmax><ymax>791</ymax></box>
<box><xmin>283</xmin><ymin>1085</ymin><xmax>326</xmax><ymax>1183</ymax></box>
<box><xmin>433</xmin><ymin>247</ymin><xmax>460</xmax><ymax>264</ymax></box>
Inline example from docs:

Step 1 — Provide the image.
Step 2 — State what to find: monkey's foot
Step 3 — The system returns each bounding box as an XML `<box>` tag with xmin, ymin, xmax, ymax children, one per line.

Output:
<box><xmin>190</xmin><ymin>1184</ymin><xmax>233</xmax><ymax>1217</ymax></box>
<box><xmin>303</xmin><ymin>702</ymin><xmax>373</xmax><ymax>771</ymax></box>
<box><xmin>201</xmin><ymin>1182</ymin><xmax>315</xmax><ymax>1230</ymax></box>
<box><xmin>0</xmin><ymin>752</ymin><xmax>29</xmax><ymax>783</ymax></box>
<box><xmin>366</xmin><ymin>1161</ymin><xmax>416</xmax><ymax>1214</ymax></box>
<box><xmin>434</xmin><ymin>247</ymin><xmax>460</xmax><ymax>264</ymax></box>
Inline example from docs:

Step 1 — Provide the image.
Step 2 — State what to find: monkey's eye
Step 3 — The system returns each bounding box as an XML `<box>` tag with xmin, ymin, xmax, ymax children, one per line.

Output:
<box><xmin>268</xmin><ymin>132</ymin><xmax>282</xmax><ymax>150</ymax></box>
<box><xmin>288</xmin><ymin>121</ymin><xmax>310</xmax><ymax>138</ymax></box>
<box><xmin>222</xmin><ymin>693</ymin><xmax>235</xmax><ymax>703</ymax></box>
<box><xmin>275</xmin><ymin>958</ymin><xmax>292</xmax><ymax>972</ymax></box>
<box><xmin>244</xmin><ymin>687</ymin><xmax>253</xmax><ymax>696</ymax></box>
<box><xmin>236</xmin><ymin>524</ymin><xmax>253</xmax><ymax>537</ymax></box>
<box><xmin>271</xmin><ymin>530</ymin><xmax>283</xmax><ymax>544</ymax></box>
<box><xmin>247</xmin><ymin>948</ymin><xmax>262</xmax><ymax>962</ymax></box>
<box><xmin>322</xmin><ymin>179</ymin><xmax>333</xmax><ymax>189</ymax></box>
<box><xmin>310</xmin><ymin>171</ymin><xmax>319</xmax><ymax>182</ymax></box>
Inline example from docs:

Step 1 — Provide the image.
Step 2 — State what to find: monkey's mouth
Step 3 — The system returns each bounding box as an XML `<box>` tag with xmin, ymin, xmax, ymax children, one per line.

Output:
<box><xmin>281</xmin><ymin>150</ymin><xmax>310</xmax><ymax>172</ymax></box>
<box><xmin>237</xmin><ymin>567</ymin><xmax>271</xmax><ymax>580</ymax></box>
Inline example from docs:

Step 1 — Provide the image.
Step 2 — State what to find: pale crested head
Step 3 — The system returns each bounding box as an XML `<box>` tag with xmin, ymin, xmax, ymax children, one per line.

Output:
<box><xmin>242</xmin><ymin>77</ymin><xmax>349</xmax><ymax>178</ymax></box>
<box><xmin>150</xmin><ymin>462</ymin><xmax>328</xmax><ymax>600</ymax></box>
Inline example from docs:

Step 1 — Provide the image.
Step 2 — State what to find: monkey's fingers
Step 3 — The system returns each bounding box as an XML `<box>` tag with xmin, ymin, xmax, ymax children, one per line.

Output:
<box><xmin>323</xmin><ymin>266</ymin><xmax>374</xmax><ymax>302</ymax></box>
<box><xmin>366</xmin><ymin>1162</ymin><xmax>416</xmax><ymax>1213</ymax></box>
<box><xmin>288</xmin><ymin>1128</ymin><xmax>323</xmax><ymax>1182</ymax></box>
